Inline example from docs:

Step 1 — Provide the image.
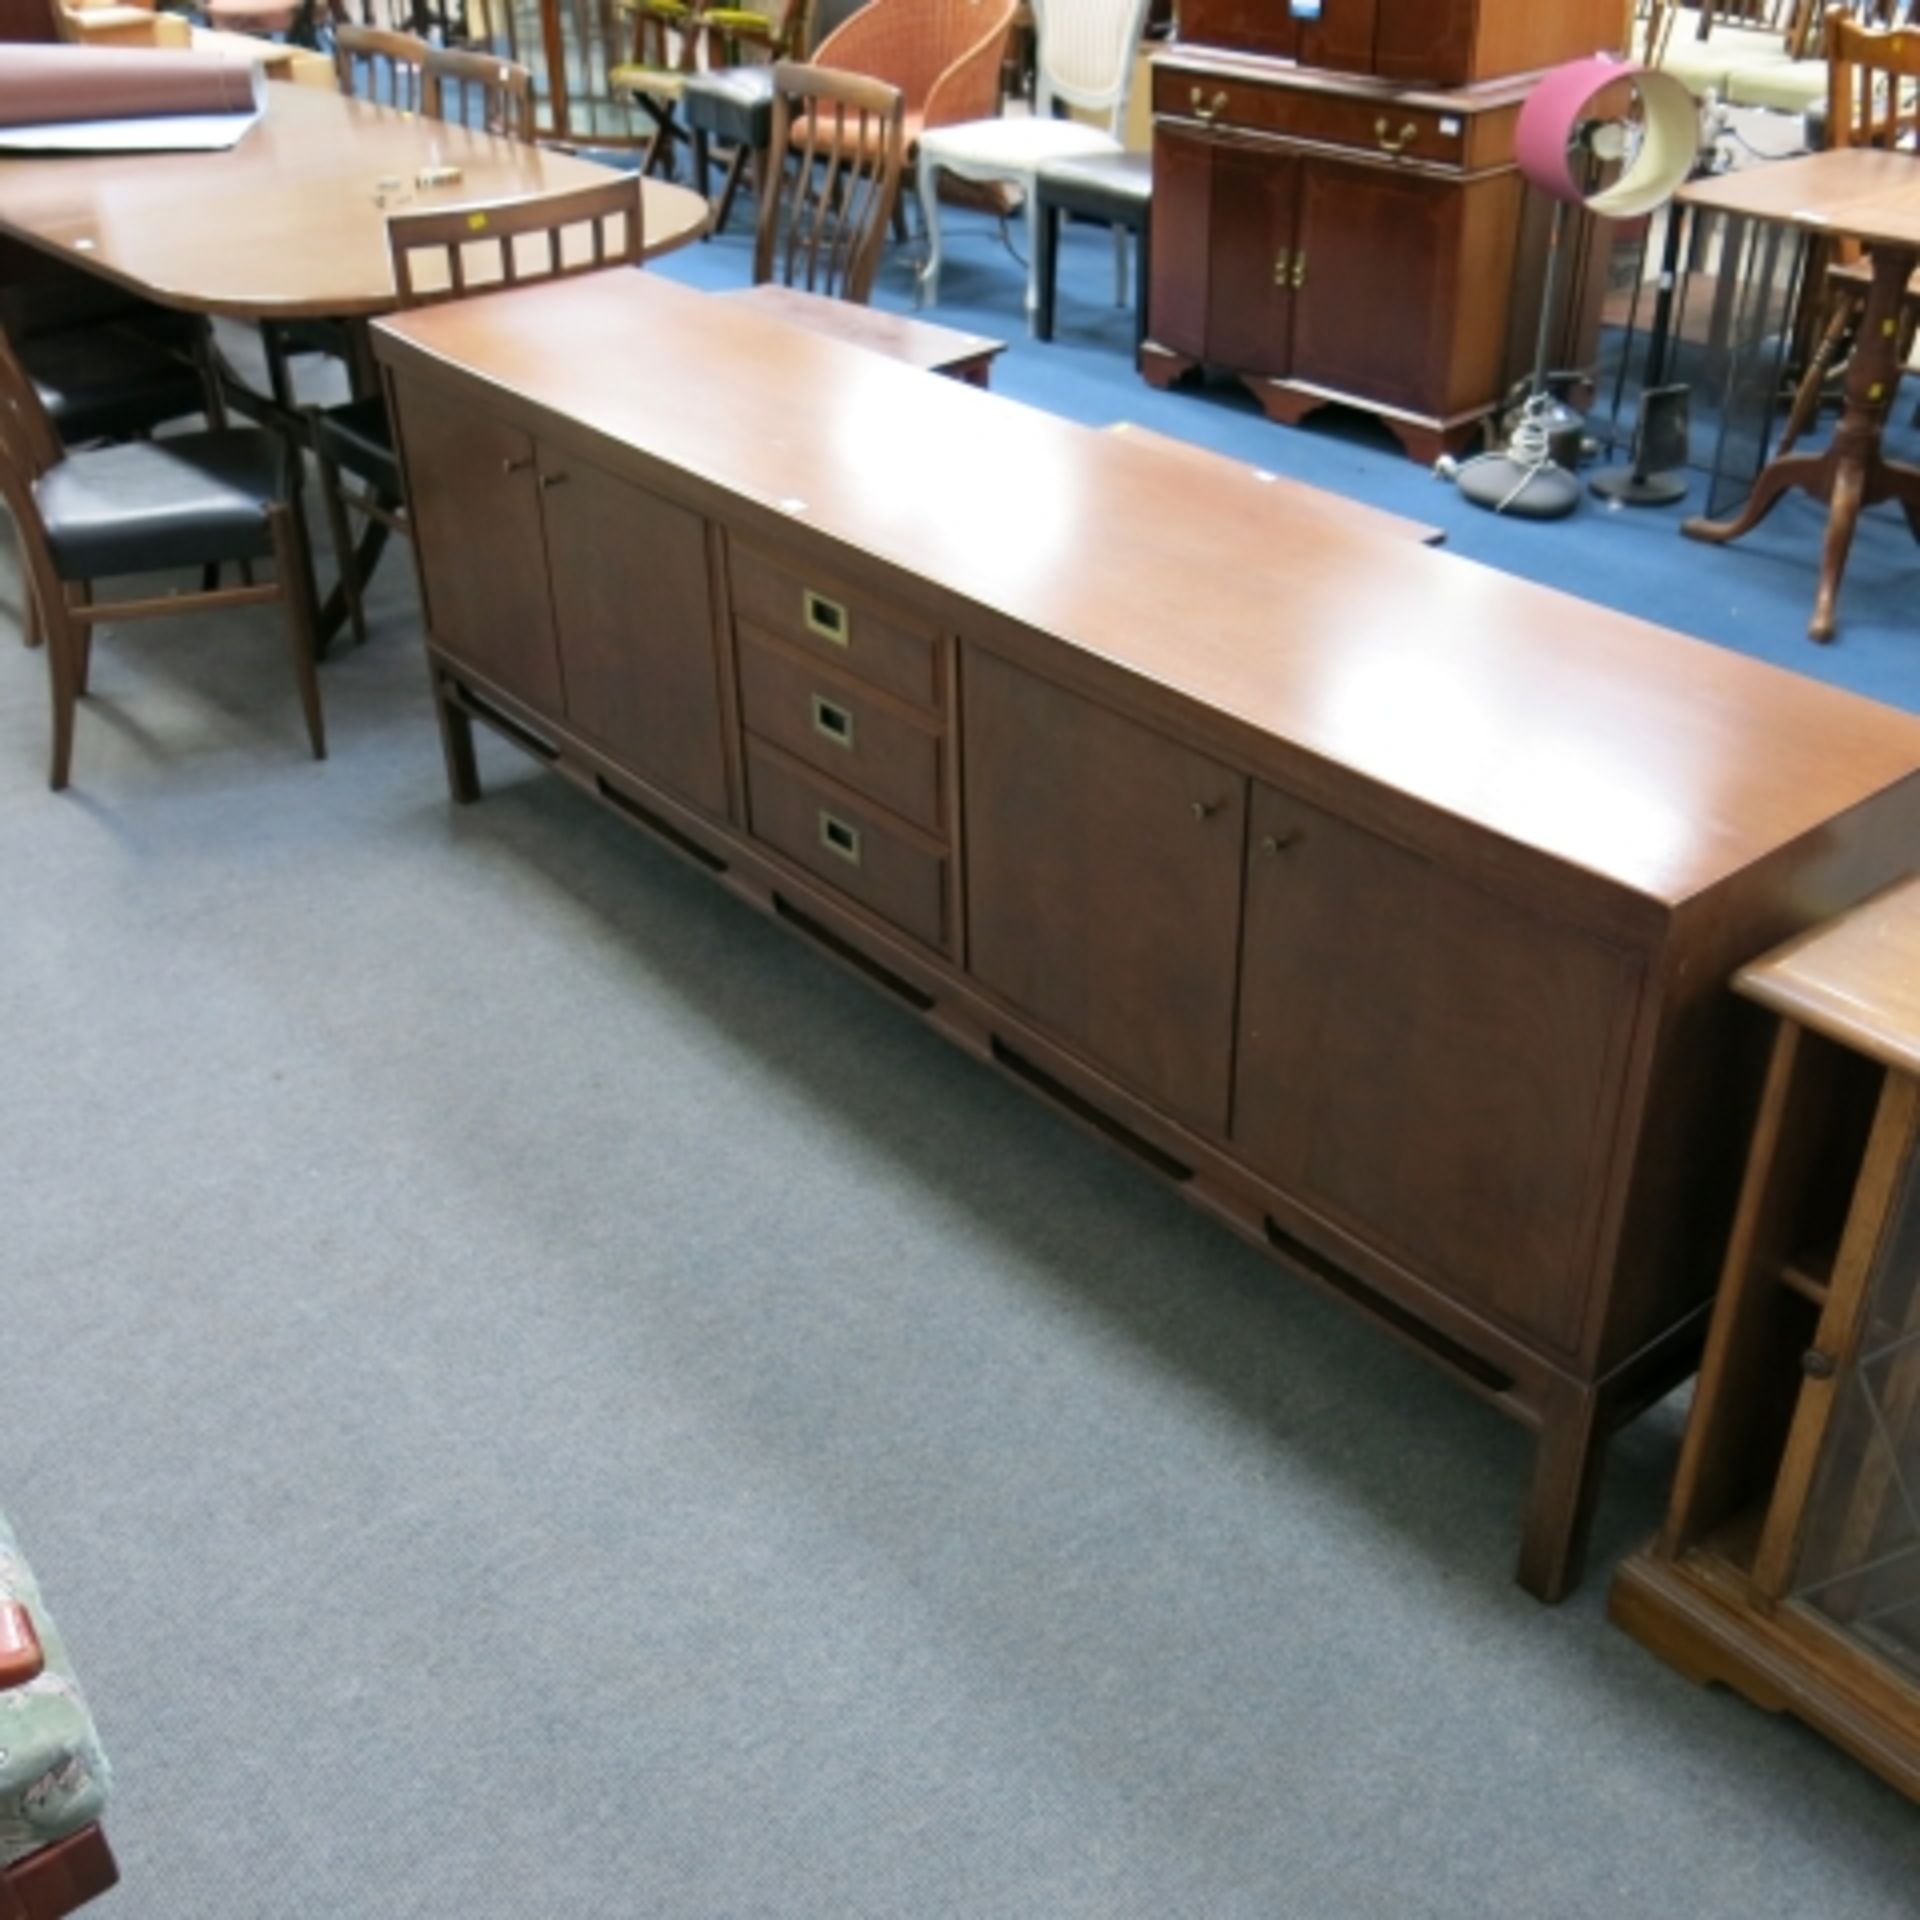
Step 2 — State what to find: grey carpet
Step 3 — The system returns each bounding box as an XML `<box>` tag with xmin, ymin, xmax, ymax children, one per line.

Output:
<box><xmin>2</xmin><ymin>481</ymin><xmax>1918</xmax><ymax>1917</ymax></box>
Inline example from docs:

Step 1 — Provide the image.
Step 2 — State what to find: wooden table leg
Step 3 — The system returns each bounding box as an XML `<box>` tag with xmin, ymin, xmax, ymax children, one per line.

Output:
<box><xmin>1685</xmin><ymin>244</ymin><xmax>1920</xmax><ymax>643</ymax></box>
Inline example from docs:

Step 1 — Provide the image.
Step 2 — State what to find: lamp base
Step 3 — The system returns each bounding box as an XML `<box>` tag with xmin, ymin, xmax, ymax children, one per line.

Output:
<box><xmin>1590</xmin><ymin>464</ymin><xmax>1690</xmax><ymax>508</ymax></box>
<box><xmin>1455</xmin><ymin>454</ymin><xmax>1582</xmax><ymax>520</ymax></box>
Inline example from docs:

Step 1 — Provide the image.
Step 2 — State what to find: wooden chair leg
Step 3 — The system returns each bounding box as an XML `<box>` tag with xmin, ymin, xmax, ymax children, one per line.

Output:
<box><xmin>43</xmin><ymin>591</ymin><xmax>82</xmax><ymax>793</ymax></box>
<box><xmin>261</xmin><ymin>321</ymin><xmax>298</xmax><ymax>412</ymax></box>
<box><xmin>712</xmin><ymin>143</ymin><xmax>748</xmax><ymax>236</ymax></box>
<box><xmin>313</xmin><ymin>445</ymin><xmax>368</xmax><ymax>652</ymax></box>
<box><xmin>66</xmin><ymin>582</ymin><xmax>94</xmax><ymax>697</ymax></box>
<box><xmin>269</xmin><ymin>507</ymin><xmax>327</xmax><ymax>762</ymax></box>
<box><xmin>22</xmin><ymin>588</ymin><xmax>42</xmax><ymax>651</ymax></box>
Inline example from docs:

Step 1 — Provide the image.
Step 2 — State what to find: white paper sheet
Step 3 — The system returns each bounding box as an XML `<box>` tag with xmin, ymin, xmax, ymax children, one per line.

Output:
<box><xmin>0</xmin><ymin>105</ymin><xmax>260</xmax><ymax>152</ymax></box>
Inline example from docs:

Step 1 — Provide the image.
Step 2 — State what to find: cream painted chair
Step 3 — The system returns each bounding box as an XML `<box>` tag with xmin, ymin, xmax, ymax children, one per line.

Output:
<box><xmin>913</xmin><ymin>0</ymin><xmax>1153</xmax><ymax>326</ymax></box>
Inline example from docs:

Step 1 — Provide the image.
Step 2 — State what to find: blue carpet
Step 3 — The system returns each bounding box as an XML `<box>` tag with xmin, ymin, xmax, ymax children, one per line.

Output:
<box><xmin>657</xmin><ymin>202</ymin><xmax>1920</xmax><ymax>715</ymax></box>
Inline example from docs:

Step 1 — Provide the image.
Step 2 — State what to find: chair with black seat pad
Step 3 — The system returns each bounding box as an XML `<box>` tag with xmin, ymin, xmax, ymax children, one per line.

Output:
<box><xmin>17</xmin><ymin>324</ymin><xmax>212</xmax><ymax>447</ymax></box>
<box><xmin>682</xmin><ymin>0</ymin><xmax>849</xmax><ymax>234</ymax></box>
<box><xmin>0</xmin><ymin>329</ymin><xmax>325</xmax><ymax>791</ymax></box>
<box><xmin>1032</xmin><ymin>148</ymin><xmax>1151</xmax><ymax>363</ymax></box>
<box><xmin>309</xmin><ymin>174</ymin><xmax>645</xmax><ymax>647</ymax></box>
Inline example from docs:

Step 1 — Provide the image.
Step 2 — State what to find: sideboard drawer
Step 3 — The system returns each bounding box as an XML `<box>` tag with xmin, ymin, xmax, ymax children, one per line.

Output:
<box><xmin>745</xmin><ymin>740</ymin><xmax>949</xmax><ymax>950</ymax></box>
<box><xmin>737</xmin><ymin>629</ymin><xmax>945</xmax><ymax>835</ymax></box>
<box><xmin>1154</xmin><ymin>68</ymin><xmax>1498</xmax><ymax>170</ymax></box>
<box><xmin>728</xmin><ymin>542</ymin><xmax>941</xmax><ymax>709</ymax></box>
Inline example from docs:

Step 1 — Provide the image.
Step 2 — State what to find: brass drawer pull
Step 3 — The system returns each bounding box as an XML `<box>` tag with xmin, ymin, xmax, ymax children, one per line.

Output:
<box><xmin>811</xmin><ymin>693</ymin><xmax>855</xmax><ymax>749</ymax></box>
<box><xmin>1376</xmin><ymin>118</ymin><xmax>1420</xmax><ymax>156</ymax></box>
<box><xmin>1272</xmin><ymin>247</ymin><xmax>1292</xmax><ymax>288</ymax></box>
<box><xmin>803</xmin><ymin>588</ymin><xmax>849</xmax><ymax>646</ymax></box>
<box><xmin>1191</xmin><ymin>87</ymin><xmax>1229</xmax><ymax>124</ymax></box>
<box><xmin>1191</xmin><ymin>798</ymin><xmax>1223</xmax><ymax>822</ymax></box>
<box><xmin>539</xmin><ymin>470</ymin><xmax>569</xmax><ymax>489</ymax></box>
<box><xmin>501</xmin><ymin>455</ymin><xmax>534</xmax><ymax>475</ymax></box>
<box><xmin>818</xmin><ymin>809</ymin><xmax>862</xmax><ymax>866</ymax></box>
<box><xmin>1260</xmin><ymin>829</ymin><xmax>1302</xmax><ymax>856</ymax></box>
<box><xmin>1291</xmin><ymin>252</ymin><xmax>1308</xmax><ymax>291</ymax></box>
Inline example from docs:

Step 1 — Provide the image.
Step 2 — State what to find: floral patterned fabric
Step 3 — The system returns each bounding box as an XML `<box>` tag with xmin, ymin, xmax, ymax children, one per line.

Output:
<box><xmin>0</xmin><ymin>1512</ymin><xmax>111</xmax><ymax>1869</ymax></box>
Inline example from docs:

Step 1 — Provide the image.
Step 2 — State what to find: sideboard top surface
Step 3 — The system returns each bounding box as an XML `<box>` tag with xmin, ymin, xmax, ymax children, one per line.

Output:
<box><xmin>373</xmin><ymin>272</ymin><xmax>1920</xmax><ymax>908</ymax></box>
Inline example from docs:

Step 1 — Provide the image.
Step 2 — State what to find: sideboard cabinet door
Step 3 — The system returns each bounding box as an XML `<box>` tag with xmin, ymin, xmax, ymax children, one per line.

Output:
<box><xmin>1232</xmin><ymin>784</ymin><xmax>1643</xmax><ymax>1351</ymax></box>
<box><xmin>537</xmin><ymin>449</ymin><xmax>728</xmax><ymax>817</ymax></box>
<box><xmin>391</xmin><ymin>378</ymin><xmax>565</xmax><ymax>718</ymax></box>
<box><xmin>963</xmin><ymin>650</ymin><xmax>1246</xmax><ymax>1135</ymax></box>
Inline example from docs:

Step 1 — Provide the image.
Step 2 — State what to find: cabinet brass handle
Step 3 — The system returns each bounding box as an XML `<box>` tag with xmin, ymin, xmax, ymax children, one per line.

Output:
<box><xmin>818</xmin><ymin>809</ymin><xmax>862</xmax><ymax>866</ymax></box>
<box><xmin>1191</xmin><ymin>87</ymin><xmax>1229</xmax><ymax>124</ymax></box>
<box><xmin>803</xmin><ymin>589</ymin><xmax>849</xmax><ymax>646</ymax></box>
<box><xmin>1272</xmin><ymin>247</ymin><xmax>1292</xmax><ymax>287</ymax></box>
<box><xmin>1291</xmin><ymin>252</ymin><xmax>1308</xmax><ymax>291</ymax></box>
<box><xmin>811</xmin><ymin>693</ymin><xmax>854</xmax><ymax>749</ymax></box>
<box><xmin>539</xmin><ymin>470</ymin><xmax>568</xmax><ymax>489</ymax></box>
<box><xmin>1191</xmin><ymin>798</ymin><xmax>1223</xmax><ymax>821</ymax></box>
<box><xmin>501</xmin><ymin>455</ymin><xmax>534</xmax><ymax>475</ymax></box>
<box><xmin>1260</xmin><ymin>829</ymin><xmax>1302</xmax><ymax>856</ymax></box>
<box><xmin>1802</xmin><ymin>1348</ymin><xmax>1838</xmax><ymax>1381</ymax></box>
<box><xmin>1376</xmin><ymin>118</ymin><xmax>1420</xmax><ymax>156</ymax></box>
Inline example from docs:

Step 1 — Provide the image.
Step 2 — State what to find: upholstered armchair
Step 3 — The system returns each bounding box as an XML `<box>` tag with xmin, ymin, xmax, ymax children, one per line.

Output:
<box><xmin>0</xmin><ymin>1513</ymin><xmax>115</xmax><ymax>1918</ymax></box>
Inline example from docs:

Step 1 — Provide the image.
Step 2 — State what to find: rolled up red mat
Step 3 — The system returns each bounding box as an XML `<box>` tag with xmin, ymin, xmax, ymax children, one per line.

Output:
<box><xmin>0</xmin><ymin>44</ymin><xmax>261</xmax><ymax>129</ymax></box>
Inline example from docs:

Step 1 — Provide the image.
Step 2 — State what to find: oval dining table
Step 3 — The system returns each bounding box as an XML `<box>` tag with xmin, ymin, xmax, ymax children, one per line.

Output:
<box><xmin>0</xmin><ymin>79</ymin><xmax>711</xmax><ymax>320</ymax></box>
<box><xmin>0</xmin><ymin>78</ymin><xmax>709</xmax><ymax>641</ymax></box>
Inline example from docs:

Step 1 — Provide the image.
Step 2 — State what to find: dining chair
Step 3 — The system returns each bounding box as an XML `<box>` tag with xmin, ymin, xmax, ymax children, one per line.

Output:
<box><xmin>753</xmin><ymin>63</ymin><xmax>905</xmax><ymax>304</ymax></box>
<box><xmin>0</xmin><ymin>328</ymin><xmax>325</xmax><ymax>791</ymax></box>
<box><xmin>680</xmin><ymin>0</ymin><xmax>827</xmax><ymax>233</ymax></box>
<box><xmin>609</xmin><ymin>0</ymin><xmax>712</xmax><ymax>176</ymax></box>
<box><xmin>332</xmin><ymin>21</ymin><xmax>430</xmax><ymax>109</ymax></box>
<box><xmin>0</xmin><ymin>1511</ymin><xmax>116</xmax><ymax>1919</ymax></box>
<box><xmin>310</xmin><ymin>174</ymin><xmax>645</xmax><ymax>647</ymax></box>
<box><xmin>1775</xmin><ymin>6</ymin><xmax>1920</xmax><ymax>455</ymax></box>
<box><xmin>914</xmin><ymin>0</ymin><xmax>1153</xmax><ymax>324</ymax></box>
<box><xmin>423</xmin><ymin>43</ymin><xmax>535</xmax><ymax>140</ymax></box>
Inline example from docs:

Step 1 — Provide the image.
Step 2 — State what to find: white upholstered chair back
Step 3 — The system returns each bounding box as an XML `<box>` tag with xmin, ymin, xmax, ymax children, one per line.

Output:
<box><xmin>1032</xmin><ymin>0</ymin><xmax>1156</xmax><ymax>132</ymax></box>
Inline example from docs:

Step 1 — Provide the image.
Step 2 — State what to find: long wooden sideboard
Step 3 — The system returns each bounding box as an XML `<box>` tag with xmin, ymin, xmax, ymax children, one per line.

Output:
<box><xmin>372</xmin><ymin>271</ymin><xmax>1920</xmax><ymax>1603</ymax></box>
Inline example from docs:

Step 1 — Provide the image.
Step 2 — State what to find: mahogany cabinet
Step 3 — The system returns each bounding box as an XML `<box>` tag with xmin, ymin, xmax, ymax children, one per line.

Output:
<box><xmin>391</xmin><ymin>375</ymin><xmax>728</xmax><ymax>818</ymax></box>
<box><xmin>1175</xmin><ymin>0</ymin><xmax>1631</xmax><ymax>88</ymax></box>
<box><xmin>1145</xmin><ymin>54</ymin><xmax>1531</xmax><ymax>460</ymax></box>
<box><xmin>374</xmin><ymin>271</ymin><xmax>1920</xmax><ymax>1605</ymax></box>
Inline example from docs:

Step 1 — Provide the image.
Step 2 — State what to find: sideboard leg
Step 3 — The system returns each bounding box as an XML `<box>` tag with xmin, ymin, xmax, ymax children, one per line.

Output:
<box><xmin>1516</xmin><ymin>1378</ymin><xmax>1606</xmax><ymax>1604</ymax></box>
<box><xmin>432</xmin><ymin>671</ymin><xmax>481</xmax><ymax>805</ymax></box>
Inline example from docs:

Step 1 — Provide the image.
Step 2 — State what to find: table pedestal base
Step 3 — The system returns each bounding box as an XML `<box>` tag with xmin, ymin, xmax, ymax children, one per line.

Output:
<box><xmin>1683</xmin><ymin>243</ymin><xmax>1920</xmax><ymax>642</ymax></box>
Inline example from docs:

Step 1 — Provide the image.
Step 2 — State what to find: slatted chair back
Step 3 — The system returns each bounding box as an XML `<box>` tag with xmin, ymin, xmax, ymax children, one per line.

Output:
<box><xmin>0</xmin><ymin>324</ymin><xmax>61</xmax><ymax>484</ymax></box>
<box><xmin>334</xmin><ymin>24</ymin><xmax>430</xmax><ymax>113</ymax></box>
<box><xmin>386</xmin><ymin>173</ymin><xmax>647</xmax><ymax>308</ymax></box>
<box><xmin>708</xmin><ymin>0</ymin><xmax>809</xmax><ymax>63</ymax></box>
<box><xmin>1828</xmin><ymin>2</ymin><xmax>1920</xmax><ymax>151</ymax></box>
<box><xmin>423</xmin><ymin>44</ymin><xmax>536</xmax><ymax>141</ymax></box>
<box><xmin>756</xmin><ymin>63</ymin><xmax>903</xmax><ymax>306</ymax></box>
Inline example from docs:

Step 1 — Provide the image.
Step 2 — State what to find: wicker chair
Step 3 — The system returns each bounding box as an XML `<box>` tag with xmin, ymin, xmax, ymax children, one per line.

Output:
<box><xmin>811</xmin><ymin>0</ymin><xmax>1019</xmax><ymax>188</ymax></box>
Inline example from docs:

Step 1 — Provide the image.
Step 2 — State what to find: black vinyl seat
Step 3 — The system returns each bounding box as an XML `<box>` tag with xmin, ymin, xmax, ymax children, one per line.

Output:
<box><xmin>21</xmin><ymin>324</ymin><xmax>210</xmax><ymax>446</ymax></box>
<box><xmin>35</xmin><ymin>430</ymin><xmax>295</xmax><ymax>580</ymax></box>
